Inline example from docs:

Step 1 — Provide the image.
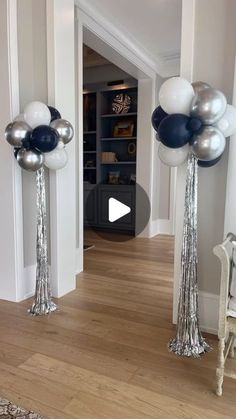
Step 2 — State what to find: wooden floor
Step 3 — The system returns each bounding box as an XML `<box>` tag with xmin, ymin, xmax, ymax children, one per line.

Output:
<box><xmin>0</xmin><ymin>230</ymin><xmax>236</xmax><ymax>418</ymax></box>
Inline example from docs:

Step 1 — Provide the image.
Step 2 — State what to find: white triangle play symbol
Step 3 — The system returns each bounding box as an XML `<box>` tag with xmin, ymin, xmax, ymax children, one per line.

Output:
<box><xmin>108</xmin><ymin>197</ymin><xmax>131</xmax><ymax>222</ymax></box>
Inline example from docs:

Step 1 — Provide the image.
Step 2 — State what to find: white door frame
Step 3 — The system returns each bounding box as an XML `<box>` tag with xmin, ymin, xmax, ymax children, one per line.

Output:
<box><xmin>75</xmin><ymin>5</ymin><xmax>158</xmax><ymax>274</ymax></box>
<box><xmin>46</xmin><ymin>0</ymin><xmax>177</xmax><ymax>297</ymax></box>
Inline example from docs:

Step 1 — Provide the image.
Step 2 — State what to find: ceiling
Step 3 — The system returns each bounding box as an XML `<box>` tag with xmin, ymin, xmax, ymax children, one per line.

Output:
<box><xmin>79</xmin><ymin>0</ymin><xmax>182</xmax><ymax>75</ymax></box>
<box><xmin>83</xmin><ymin>45</ymin><xmax>110</xmax><ymax>68</ymax></box>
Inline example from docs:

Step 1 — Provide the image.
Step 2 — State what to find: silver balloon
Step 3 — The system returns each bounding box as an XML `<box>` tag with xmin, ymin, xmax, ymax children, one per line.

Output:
<box><xmin>190</xmin><ymin>88</ymin><xmax>227</xmax><ymax>124</ymax></box>
<box><xmin>50</xmin><ymin>118</ymin><xmax>74</xmax><ymax>144</ymax></box>
<box><xmin>191</xmin><ymin>126</ymin><xmax>226</xmax><ymax>161</ymax></box>
<box><xmin>191</xmin><ymin>81</ymin><xmax>211</xmax><ymax>95</ymax></box>
<box><xmin>5</xmin><ymin>121</ymin><xmax>32</xmax><ymax>148</ymax></box>
<box><xmin>17</xmin><ymin>148</ymin><xmax>44</xmax><ymax>171</ymax></box>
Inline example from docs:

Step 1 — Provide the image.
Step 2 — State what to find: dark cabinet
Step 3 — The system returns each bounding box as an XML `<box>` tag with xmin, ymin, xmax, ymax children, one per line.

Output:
<box><xmin>84</xmin><ymin>184</ymin><xmax>135</xmax><ymax>233</ymax></box>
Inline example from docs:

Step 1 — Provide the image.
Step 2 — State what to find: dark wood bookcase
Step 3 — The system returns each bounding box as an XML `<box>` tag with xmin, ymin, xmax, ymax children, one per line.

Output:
<box><xmin>83</xmin><ymin>79</ymin><xmax>137</xmax><ymax>233</ymax></box>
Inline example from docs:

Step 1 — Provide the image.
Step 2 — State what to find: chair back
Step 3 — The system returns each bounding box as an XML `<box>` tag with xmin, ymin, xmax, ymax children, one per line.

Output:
<box><xmin>213</xmin><ymin>233</ymin><xmax>236</xmax><ymax>338</ymax></box>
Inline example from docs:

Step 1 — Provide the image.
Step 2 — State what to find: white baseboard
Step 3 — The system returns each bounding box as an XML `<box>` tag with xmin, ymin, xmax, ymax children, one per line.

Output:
<box><xmin>75</xmin><ymin>247</ymin><xmax>83</xmax><ymax>275</ymax></box>
<box><xmin>198</xmin><ymin>291</ymin><xmax>219</xmax><ymax>335</ymax></box>
<box><xmin>22</xmin><ymin>264</ymin><xmax>36</xmax><ymax>301</ymax></box>
<box><xmin>150</xmin><ymin>219</ymin><xmax>172</xmax><ymax>237</ymax></box>
<box><xmin>173</xmin><ymin>290</ymin><xmax>219</xmax><ymax>335</ymax></box>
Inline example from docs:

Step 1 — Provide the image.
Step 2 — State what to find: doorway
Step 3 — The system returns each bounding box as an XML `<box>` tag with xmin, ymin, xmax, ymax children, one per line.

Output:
<box><xmin>83</xmin><ymin>45</ymin><xmax>139</xmax><ymax>249</ymax></box>
<box><xmin>76</xmin><ymin>11</ymin><xmax>157</xmax><ymax>273</ymax></box>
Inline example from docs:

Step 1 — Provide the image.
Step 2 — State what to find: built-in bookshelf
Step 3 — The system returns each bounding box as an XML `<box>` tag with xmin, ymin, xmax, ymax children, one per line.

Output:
<box><xmin>83</xmin><ymin>80</ymin><xmax>137</xmax><ymax>232</ymax></box>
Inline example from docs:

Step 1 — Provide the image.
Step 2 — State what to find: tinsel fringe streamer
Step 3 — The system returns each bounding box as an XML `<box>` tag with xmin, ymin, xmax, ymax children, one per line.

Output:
<box><xmin>29</xmin><ymin>167</ymin><xmax>57</xmax><ymax>315</ymax></box>
<box><xmin>168</xmin><ymin>154</ymin><xmax>211</xmax><ymax>357</ymax></box>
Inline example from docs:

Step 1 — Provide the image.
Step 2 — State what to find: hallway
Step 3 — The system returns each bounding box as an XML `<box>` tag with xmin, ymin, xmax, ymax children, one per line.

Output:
<box><xmin>0</xmin><ymin>232</ymin><xmax>235</xmax><ymax>418</ymax></box>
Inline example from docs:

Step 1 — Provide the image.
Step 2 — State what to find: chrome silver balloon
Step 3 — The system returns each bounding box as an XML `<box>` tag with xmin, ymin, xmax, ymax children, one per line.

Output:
<box><xmin>5</xmin><ymin>121</ymin><xmax>32</xmax><ymax>148</ymax></box>
<box><xmin>191</xmin><ymin>126</ymin><xmax>226</xmax><ymax>161</ymax></box>
<box><xmin>17</xmin><ymin>148</ymin><xmax>44</xmax><ymax>171</ymax></box>
<box><xmin>50</xmin><ymin>118</ymin><xmax>74</xmax><ymax>144</ymax></box>
<box><xmin>190</xmin><ymin>88</ymin><xmax>227</xmax><ymax>125</ymax></box>
<box><xmin>191</xmin><ymin>81</ymin><xmax>210</xmax><ymax>95</ymax></box>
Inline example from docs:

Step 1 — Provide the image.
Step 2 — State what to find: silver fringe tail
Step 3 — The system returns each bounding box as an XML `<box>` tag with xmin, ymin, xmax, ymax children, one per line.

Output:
<box><xmin>168</xmin><ymin>154</ymin><xmax>211</xmax><ymax>357</ymax></box>
<box><xmin>29</xmin><ymin>167</ymin><xmax>57</xmax><ymax>315</ymax></box>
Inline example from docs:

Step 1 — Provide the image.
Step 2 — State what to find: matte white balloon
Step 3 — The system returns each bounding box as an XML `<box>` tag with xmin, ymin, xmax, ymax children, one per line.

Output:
<box><xmin>159</xmin><ymin>77</ymin><xmax>195</xmax><ymax>115</ymax></box>
<box><xmin>158</xmin><ymin>143</ymin><xmax>189</xmax><ymax>167</ymax></box>
<box><xmin>215</xmin><ymin>104</ymin><xmax>236</xmax><ymax>137</ymax></box>
<box><xmin>57</xmin><ymin>140</ymin><xmax>65</xmax><ymax>150</ymax></box>
<box><xmin>24</xmin><ymin>101</ymin><xmax>51</xmax><ymax>129</ymax></box>
<box><xmin>44</xmin><ymin>147</ymin><xmax>68</xmax><ymax>170</ymax></box>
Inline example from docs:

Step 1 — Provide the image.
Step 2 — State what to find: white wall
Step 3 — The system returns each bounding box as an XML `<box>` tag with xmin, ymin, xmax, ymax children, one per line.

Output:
<box><xmin>0</xmin><ymin>0</ymin><xmax>24</xmax><ymax>301</ymax></box>
<box><xmin>174</xmin><ymin>0</ymin><xmax>236</xmax><ymax>333</ymax></box>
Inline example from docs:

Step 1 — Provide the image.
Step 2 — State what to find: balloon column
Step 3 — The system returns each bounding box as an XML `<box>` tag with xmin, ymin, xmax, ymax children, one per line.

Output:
<box><xmin>5</xmin><ymin>101</ymin><xmax>74</xmax><ymax>315</ymax></box>
<box><xmin>152</xmin><ymin>78</ymin><xmax>236</xmax><ymax>357</ymax></box>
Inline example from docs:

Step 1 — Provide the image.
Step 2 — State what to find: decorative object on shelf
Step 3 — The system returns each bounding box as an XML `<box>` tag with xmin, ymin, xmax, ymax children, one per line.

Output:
<box><xmin>108</xmin><ymin>171</ymin><xmax>120</xmax><ymax>184</ymax></box>
<box><xmin>5</xmin><ymin>101</ymin><xmax>74</xmax><ymax>315</ymax></box>
<box><xmin>129</xmin><ymin>173</ymin><xmax>136</xmax><ymax>185</ymax></box>
<box><xmin>113</xmin><ymin>120</ymin><xmax>134</xmax><ymax>137</ymax></box>
<box><xmin>127</xmin><ymin>142</ymin><xmax>136</xmax><ymax>160</ymax></box>
<box><xmin>102</xmin><ymin>151</ymin><xmax>118</xmax><ymax>163</ymax></box>
<box><xmin>85</xmin><ymin>160</ymin><xmax>95</xmax><ymax>168</ymax></box>
<box><xmin>112</xmin><ymin>93</ymin><xmax>131</xmax><ymax>114</ymax></box>
<box><xmin>151</xmin><ymin>76</ymin><xmax>236</xmax><ymax>357</ymax></box>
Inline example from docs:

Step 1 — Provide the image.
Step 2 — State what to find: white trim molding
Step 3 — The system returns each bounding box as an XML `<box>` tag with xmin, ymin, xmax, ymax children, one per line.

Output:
<box><xmin>173</xmin><ymin>291</ymin><xmax>219</xmax><ymax>335</ymax></box>
<box><xmin>75</xmin><ymin>0</ymin><xmax>179</xmax><ymax>78</ymax></box>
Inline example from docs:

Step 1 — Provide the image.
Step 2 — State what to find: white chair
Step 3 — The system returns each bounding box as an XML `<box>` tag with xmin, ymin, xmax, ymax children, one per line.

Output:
<box><xmin>213</xmin><ymin>232</ymin><xmax>236</xmax><ymax>396</ymax></box>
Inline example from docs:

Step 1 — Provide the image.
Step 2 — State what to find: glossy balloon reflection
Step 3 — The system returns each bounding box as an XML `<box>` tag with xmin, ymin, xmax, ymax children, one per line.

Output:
<box><xmin>17</xmin><ymin>148</ymin><xmax>44</xmax><ymax>171</ymax></box>
<box><xmin>191</xmin><ymin>88</ymin><xmax>227</xmax><ymax>125</ymax></box>
<box><xmin>191</xmin><ymin>81</ymin><xmax>211</xmax><ymax>95</ymax></box>
<box><xmin>5</xmin><ymin>121</ymin><xmax>32</xmax><ymax>148</ymax></box>
<box><xmin>50</xmin><ymin>119</ymin><xmax>74</xmax><ymax>144</ymax></box>
<box><xmin>191</xmin><ymin>126</ymin><xmax>226</xmax><ymax>161</ymax></box>
<box><xmin>31</xmin><ymin>125</ymin><xmax>59</xmax><ymax>152</ymax></box>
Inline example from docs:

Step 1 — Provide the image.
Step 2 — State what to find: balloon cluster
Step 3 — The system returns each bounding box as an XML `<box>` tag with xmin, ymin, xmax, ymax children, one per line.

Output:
<box><xmin>5</xmin><ymin>101</ymin><xmax>74</xmax><ymax>171</ymax></box>
<box><xmin>152</xmin><ymin>77</ymin><xmax>236</xmax><ymax>168</ymax></box>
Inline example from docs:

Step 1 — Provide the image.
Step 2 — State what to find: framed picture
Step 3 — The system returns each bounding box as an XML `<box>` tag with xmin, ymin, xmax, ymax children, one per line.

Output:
<box><xmin>113</xmin><ymin>120</ymin><xmax>134</xmax><ymax>137</ymax></box>
<box><xmin>108</xmin><ymin>171</ymin><xmax>120</xmax><ymax>185</ymax></box>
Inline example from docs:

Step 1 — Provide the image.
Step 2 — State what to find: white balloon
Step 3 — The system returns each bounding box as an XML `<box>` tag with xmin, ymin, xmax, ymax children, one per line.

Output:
<box><xmin>44</xmin><ymin>147</ymin><xmax>68</xmax><ymax>170</ymax></box>
<box><xmin>215</xmin><ymin>104</ymin><xmax>236</xmax><ymax>137</ymax></box>
<box><xmin>14</xmin><ymin>113</ymin><xmax>25</xmax><ymax>122</ymax></box>
<box><xmin>57</xmin><ymin>140</ymin><xmax>65</xmax><ymax>150</ymax></box>
<box><xmin>159</xmin><ymin>77</ymin><xmax>194</xmax><ymax>115</ymax></box>
<box><xmin>24</xmin><ymin>101</ymin><xmax>51</xmax><ymax>129</ymax></box>
<box><xmin>158</xmin><ymin>143</ymin><xmax>189</xmax><ymax>167</ymax></box>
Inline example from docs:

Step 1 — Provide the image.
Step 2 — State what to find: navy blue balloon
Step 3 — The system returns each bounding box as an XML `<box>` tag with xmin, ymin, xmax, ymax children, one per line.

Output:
<box><xmin>22</xmin><ymin>137</ymin><xmax>31</xmax><ymax>149</ymax></box>
<box><xmin>30</xmin><ymin>125</ymin><xmax>59</xmax><ymax>153</ymax></box>
<box><xmin>151</xmin><ymin>106</ymin><xmax>168</xmax><ymax>131</ymax></box>
<box><xmin>198</xmin><ymin>154</ymin><xmax>222</xmax><ymax>168</ymax></box>
<box><xmin>158</xmin><ymin>114</ymin><xmax>192</xmax><ymax>148</ymax></box>
<box><xmin>48</xmin><ymin>106</ymin><xmax>61</xmax><ymax>122</ymax></box>
<box><xmin>187</xmin><ymin>117</ymin><xmax>202</xmax><ymax>133</ymax></box>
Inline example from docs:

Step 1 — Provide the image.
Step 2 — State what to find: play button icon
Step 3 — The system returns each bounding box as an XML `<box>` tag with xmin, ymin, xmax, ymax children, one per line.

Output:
<box><xmin>108</xmin><ymin>198</ymin><xmax>131</xmax><ymax>222</ymax></box>
<box><xmin>85</xmin><ymin>182</ymin><xmax>150</xmax><ymax>242</ymax></box>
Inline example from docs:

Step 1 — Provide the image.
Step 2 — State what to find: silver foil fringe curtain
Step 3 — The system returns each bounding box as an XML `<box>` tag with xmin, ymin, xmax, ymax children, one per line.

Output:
<box><xmin>29</xmin><ymin>167</ymin><xmax>57</xmax><ymax>315</ymax></box>
<box><xmin>168</xmin><ymin>154</ymin><xmax>211</xmax><ymax>357</ymax></box>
